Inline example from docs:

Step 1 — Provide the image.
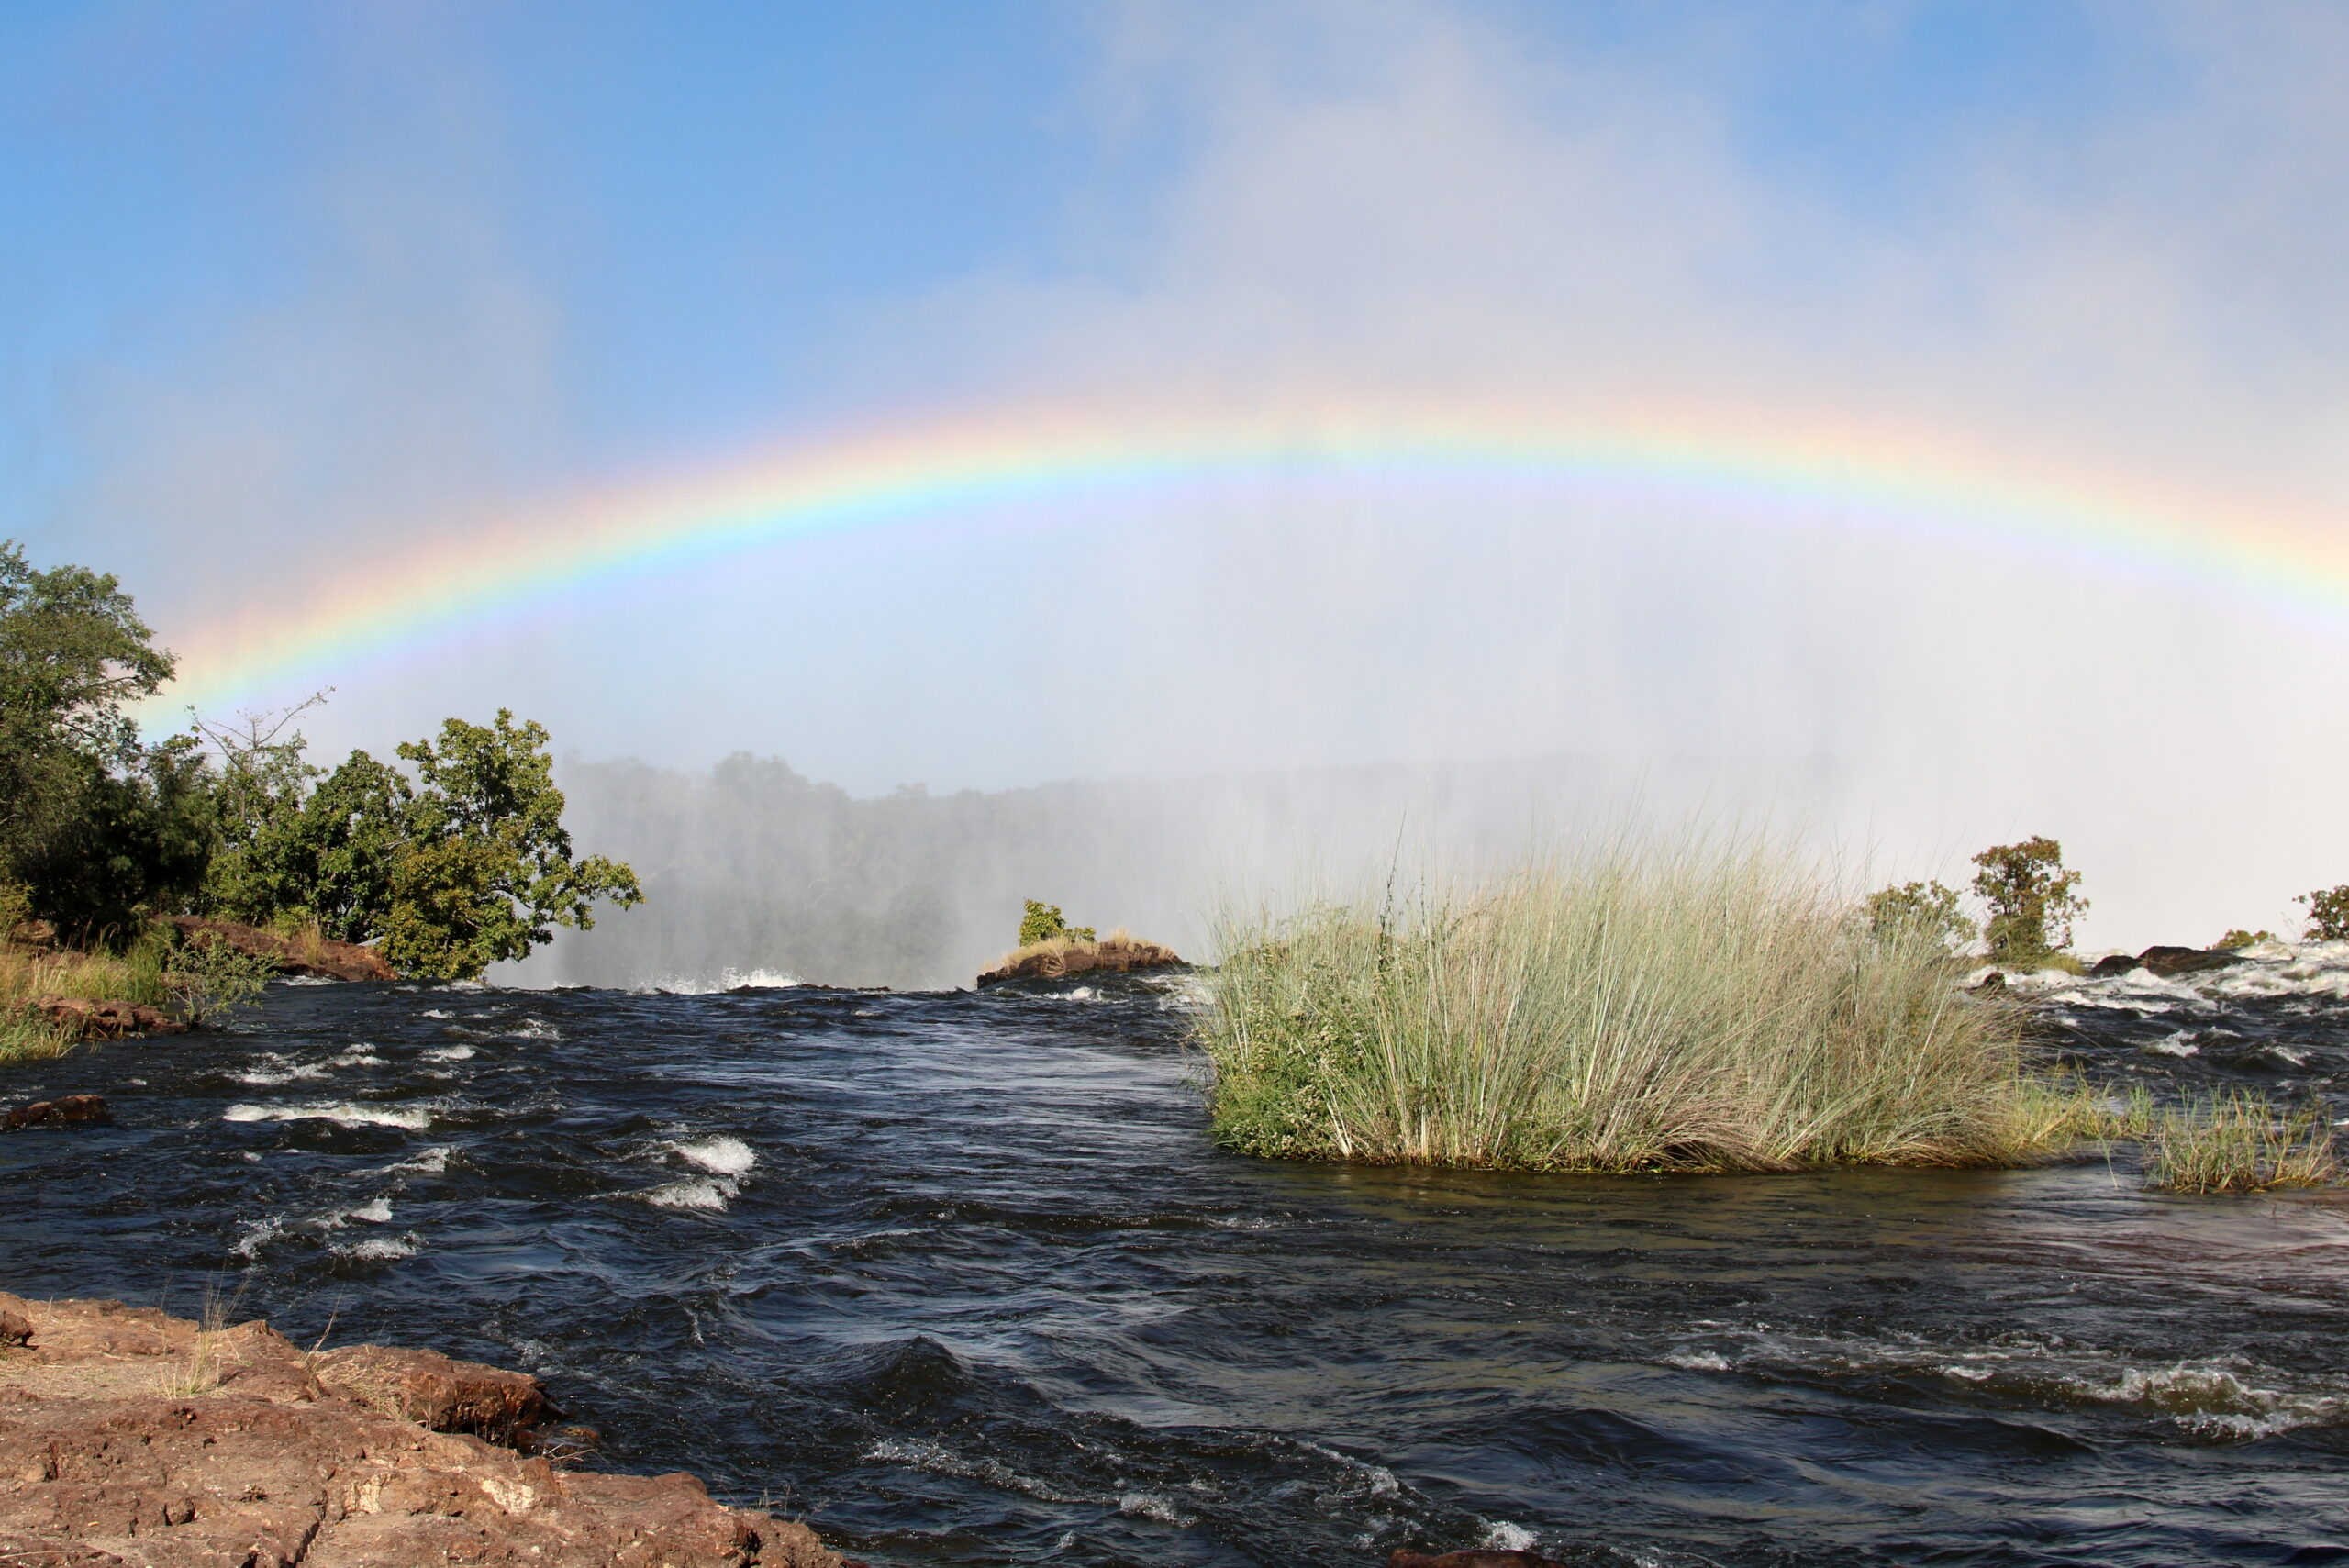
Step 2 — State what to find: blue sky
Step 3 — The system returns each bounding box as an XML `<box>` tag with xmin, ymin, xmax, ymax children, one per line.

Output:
<box><xmin>1</xmin><ymin>0</ymin><xmax>2195</xmax><ymax>533</ymax></box>
<box><xmin>6</xmin><ymin>2</ymin><xmax>2349</xmax><ymax>942</ymax></box>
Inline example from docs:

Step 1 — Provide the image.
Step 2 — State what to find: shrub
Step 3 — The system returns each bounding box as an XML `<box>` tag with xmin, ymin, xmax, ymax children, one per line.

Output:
<box><xmin>1197</xmin><ymin>843</ymin><xmax>2067</xmax><ymax>1173</ymax></box>
<box><xmin>1018</xmin><ymin>900</ymin><xmax>1095</xmax><ymax>948</ymax></box>
<box><xmin>2300</xmin><ymin>887</ymin><xmax>2349</xmax><ymax>942</ymax></box>
<box><xmin>1862</xmin><ymin>880</ymin><xmax>1976</xmax><ymax>952</ymax></box>
<box><xmin>1969</xmin><ymin>836</ymin><xmax>2087</xmax><ymax>967</ymax></box>
<box><xmin>2217</xmin><ymin>929</ymin><xmax>2275</xmax><ymax>950</ymax></box>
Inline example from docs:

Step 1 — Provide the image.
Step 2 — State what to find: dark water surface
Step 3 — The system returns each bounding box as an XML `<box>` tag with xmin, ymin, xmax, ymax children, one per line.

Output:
<box><xmin>6</xmin><ymin>973</ymin><xmax>2349</xmax><ymax>1568</ymax></box>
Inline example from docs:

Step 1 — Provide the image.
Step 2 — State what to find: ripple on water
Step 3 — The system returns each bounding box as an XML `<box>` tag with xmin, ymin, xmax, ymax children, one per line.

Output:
<box><xmin>15</xmin><ymin>978</ymin><xmax>2349</xmax><ymax>1568</ymax></box>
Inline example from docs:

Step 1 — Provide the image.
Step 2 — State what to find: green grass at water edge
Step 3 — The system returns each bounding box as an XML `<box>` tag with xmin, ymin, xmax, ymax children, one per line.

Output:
<box><xmin>1197</xmin><ymin>844</ymin><xmax>2082</xmax><ymax>1174</ymax></box>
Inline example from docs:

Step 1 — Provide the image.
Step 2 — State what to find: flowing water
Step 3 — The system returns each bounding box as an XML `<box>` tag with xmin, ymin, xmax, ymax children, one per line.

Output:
<box><xmin>7</xmin><ymin>953</ymin><xmax>2349</xmax><ymax>1567</ymax></box>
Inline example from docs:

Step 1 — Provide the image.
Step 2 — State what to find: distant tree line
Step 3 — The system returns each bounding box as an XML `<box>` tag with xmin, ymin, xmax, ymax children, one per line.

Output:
<box><xmin>0</xmin><ymin>541</ymin><xmax>639</xmax><ymax>979</ymax></box>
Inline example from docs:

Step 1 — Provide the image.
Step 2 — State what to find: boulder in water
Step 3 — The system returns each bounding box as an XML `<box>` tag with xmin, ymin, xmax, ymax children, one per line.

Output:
<box><xmin>2134</xmin><ymin>945</ymin><xmax>2244</xmax><ymax>978</ymax></box>
<box><xmin>977</xmin><ymin>933</ymin><xmax>1183</xmax><ymax>985</ymax></box>
<box><xmin>29</xmin><ymin>997</ymin><xmax>186</xmax><ymax>1040</ymax></box>
<box><xmin>163</xmin><ymin>914</ymin><xmax>396</xmax><ymax>982</ymax></box>
<box><xmin>313</xmin><ymin>1344</ymin><xmax>556</xmax><ymax>1447</ymax></box>
<box><xmin>0</xmin><ymin>1094</ymin><xmax>112</xmax><ymax>1131</ymax></box>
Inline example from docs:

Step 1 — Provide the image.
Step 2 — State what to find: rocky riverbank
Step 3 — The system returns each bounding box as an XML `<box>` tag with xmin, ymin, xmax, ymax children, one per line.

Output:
<box><xmin>0</xmin><ymin>1290</ymin><xmax>849</xmax><ymax>1567</ymax></box>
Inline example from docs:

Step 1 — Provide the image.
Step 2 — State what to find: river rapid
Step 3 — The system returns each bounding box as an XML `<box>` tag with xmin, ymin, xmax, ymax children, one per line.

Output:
<box><xmin>7</xmin><ymin>959</ymin><xmax>2349</xmax><ymax>1568</ymax></box>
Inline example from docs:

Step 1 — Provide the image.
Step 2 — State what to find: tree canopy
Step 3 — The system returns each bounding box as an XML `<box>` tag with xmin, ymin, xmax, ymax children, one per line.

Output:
<box><xmin>2</xmin><ymin>539</ymin><xmax>640</xmax><ymax>976</ymax></box>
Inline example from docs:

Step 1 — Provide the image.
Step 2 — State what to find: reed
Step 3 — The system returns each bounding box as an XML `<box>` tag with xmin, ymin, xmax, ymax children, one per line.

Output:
<box><xmin>2139</xmin><ymin>1090</ymin><xmax>2340</xmax><ymax>1194</ymax></box>
<box><xmin>1197</xmin><ymin>842</ymin><xmax>2082</xmax><ymax>1173</ymax></box>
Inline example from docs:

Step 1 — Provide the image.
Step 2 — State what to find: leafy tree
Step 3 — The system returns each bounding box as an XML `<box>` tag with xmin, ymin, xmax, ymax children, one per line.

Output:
<box><xmin>1019</xmin><ymin>899</ymin><xmax>1095</xmax><ymax>947</ymax></box>
<box><xmin>1969</xmin><ymin>836</ymin><xmax>2087</xmax><ymax>966</ymax></box>
<box><xmin>2299</xmin><ymin>888</ymin><xmax>2349</xmax><ymax>943</ymax></box>
<box><xmin>377</xmin><ymin>711</ymin><xmax>641</xmax><ymax>979</ymax></box>
<box><xmin>195</xmin><ymin>697</ymin><xmax>328</xmax><ymax>928</ymax></box>
<box><xmin>1862</xmin><ymin>880</ymin><xmax>1976</xmax><ymax>953</ymax></box>
<box><xmin>0</xmin><ymin>543</ymin><xmax>204</xmax><ymax>936</ymax></box>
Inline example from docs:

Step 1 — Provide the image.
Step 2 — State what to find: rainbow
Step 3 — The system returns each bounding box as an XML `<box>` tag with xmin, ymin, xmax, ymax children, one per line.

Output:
<box><xmin>147</xmin><ymin>394</ymin><xmax>2346</xmax><ymax>716</ymax></box>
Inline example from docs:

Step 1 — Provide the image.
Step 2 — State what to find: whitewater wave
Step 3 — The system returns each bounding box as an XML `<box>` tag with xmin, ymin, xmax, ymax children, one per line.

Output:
<box><xmin>224</xmin><ymin>1101</ymin><xmax>437</xmax><ymax>1129</ymax></box>
<box><xmin>230</xmin><ymin>1053</ymin><xmax>331</xmax><ymax>1085</ymax></box>
<box><xmin>1998</xmin><ymin>940</ymin><xmax>2349</xmax><ymax>1014</ymax></box>
<box><xmin>1665</xmin><ymin>1328</ymin><xmax>2349</xmax><ymax>1440</ymax></box>
<box><xmin>673</xmin><ymin>1135</ymin><xmax>755</xmax><ymax>1176</ymax></box>
<box><xmin>633</xmin><ymin>968</ymin><xmax>806</xmax><ymax>995</ymax></box>
<box><xmin>640</xmin><ymin>1176</ymin><xmax>740</xmax><ymax>1211</ymax></box>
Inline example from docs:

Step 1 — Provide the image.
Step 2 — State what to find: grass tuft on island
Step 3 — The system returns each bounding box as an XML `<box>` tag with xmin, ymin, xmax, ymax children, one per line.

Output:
<box><xmin>1197</xmin><ymin>842</ymin><xmax>2092</xmax><ymax>1174</ymax></box>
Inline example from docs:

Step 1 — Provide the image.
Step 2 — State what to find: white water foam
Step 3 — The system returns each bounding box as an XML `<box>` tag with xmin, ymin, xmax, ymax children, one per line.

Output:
<box><xmin>640</xmin><ymin>1176</ymin><xmax>740</xmax><ymax>1211</ymax></box>
<box><xmin>339</xmin><ymin>1234</ymin><xmax>419</xmax><ymax>1262</ymax></box>
<box><xmin>501</xmin><ymin>1019</ymin><xmax>562</xmax><ymax>1041</ymax></box>
<box><xmin>346</xmin><ymin>1196</ymin><xmax>394</xmax><ymax>1223</ymax></box>
<box><xmin>633</xmin><ymin>968</ymin><xmax>806</xmax><ymax>995</ymax></box>
<box><xmin>424</xmin><ymin>1044</ymin><xmax>474</xmax><ymax>1062</ymax></box>
<box><xmin>1999</xmin><ymin>939</ymin><xmax>2349</xmax><ymax>1016</ymax></box>
<box><xmin>372</xmin><ymin>1145</ymin><xmax>453</xmax><ymax>1175</ymax></box>
<box><xmin>1479</xmin><ymin>1521</ymin><xmax>1539</xmax><ymax>1551</ymax></box>
<box><xmin>230</xmin><ymin>1053</ymin><xmax>331</xmax><ymax>1085</ymax></box>
<box><xmin>224</xmin><ymin>1101</ymin><xmax>436</xmax><ymax>1129</ymax></box>
<box><xmin>674</xmin><ymin>1135</ymin><xmax>756</xmax><ymax>1176</ymax></box>
<box><xmin>1669</xmin><ymin>1329</ymin><xmax>2349</xmax><ymax>1440</ymax></box>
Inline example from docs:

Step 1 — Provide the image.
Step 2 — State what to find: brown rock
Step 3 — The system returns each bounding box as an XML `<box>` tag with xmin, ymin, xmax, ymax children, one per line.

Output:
<box><xmin>28</xmin><ymin>998</ymin><xmax>188</xmax><ymax>1040</ymax></box>
<box><xmin>0</xmin><ymin>1094</ymin><xmax>113</xmax><ymax>1131</ymax></box>
<box><xmin>2135</xmin><ymin>945</ymin><xmax>2245</xmax><ymax>978</ymax></box>
<box><xmin>977</xmin><ymin>935</ymin><xmax>1185</xmax><ymax>985</ymax></box>
<box><xmin>163</xmin><ymin>915</ymin><xmax>397</xmax><ymax>982</ymax></box>
<box><xmin>313</xmin><ymin>1344</ymin><xmax>553</xmax><ymax>1446</ymax></box>
<box><xmin>0</xmin><ymin>1289</ymin><xmax>847</xmax><ymax>1568</ymax></box>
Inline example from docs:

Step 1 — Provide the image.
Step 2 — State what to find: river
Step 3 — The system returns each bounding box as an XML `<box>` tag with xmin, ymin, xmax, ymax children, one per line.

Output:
<box><xmin>6</xmin><ymin>957</ymin><xmax>2349</xmax><ymax>1566</ymax></box>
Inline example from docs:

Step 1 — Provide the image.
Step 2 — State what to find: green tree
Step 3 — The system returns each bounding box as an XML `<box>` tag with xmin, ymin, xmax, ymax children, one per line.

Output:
<box><xmin>1862</xmin><ymin>880</ymin><xmax>1976</xmax><ymax>953</ymax></box>
<box><xmin>0</xmin><ymin>542</ymin><xmax>206</xmax><ymax>936</ymax></box>
<box><xmin>1969</xmin><ymin>836</ymin><xmax>2087</xmax><ymax>966</ymax></box>
<box><xmin>1019</xmin><ymin>899</ymin><xmax>1095</xmax><ymax>947</ymax></box>
<box><xmin>377</xmin><ymin>711</ymin><xmax>641</xmax><ymax>979</ymax></box>
<box><xmin>2299</xmin><ymin>888</ymin><xmax>2349</xmax><ymax>943</ymax></box>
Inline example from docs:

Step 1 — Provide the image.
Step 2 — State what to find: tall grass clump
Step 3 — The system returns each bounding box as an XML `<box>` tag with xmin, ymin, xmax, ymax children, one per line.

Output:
<box><xmin>2139</xmin><ymin>1090</ymin><xmax>2340</xmax><ymax>1194</ymax></box>
<box><xmin>1198</xmin><ymin>842</ymin><xmax>2073</xmax><ymax>1173</ymax></box>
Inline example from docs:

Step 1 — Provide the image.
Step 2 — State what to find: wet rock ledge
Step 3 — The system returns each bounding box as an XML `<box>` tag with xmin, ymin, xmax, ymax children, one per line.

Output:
<box><xmin>0</xmin><ymin>1289</ymin><xmax>847</xmax><ymax>1567</ymax></box>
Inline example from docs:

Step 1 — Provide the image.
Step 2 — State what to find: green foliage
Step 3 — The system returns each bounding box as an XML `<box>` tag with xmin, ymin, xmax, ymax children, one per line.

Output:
<box><xmin>158</xmin><ymin>930</ymin><xmax>277</xmax><ymax>1026</ymax></box>
<box><xmin>2299</xmin><ymin>886</ymin><xmax>2349</xmax><ymax>942</ymax></box>
<box><xmin>2217</xmin><ymin>929</ymin><xmax>2275</xmax><ymax>950</ymax></box>
<box><xmin>1018</xmin><ymin>899</ymin><xmax>1095</xmax><ymax>948</ymax></box>
<box><xmin>1969</xmin><ymin>836</ymin><xmax>2087</xmax><ymax>967</ymax></box>
<box><xmin>376</xmin><ymin>711</ymin><xmax>642</xmax><ymax>980</ymax></box>
<box><xmin>2139</xmin><ymin>1090</ymin><xmax>2340</xmax><ymax>1194</ymax></box>
<box><xmin>0</xmin><ymin>541</ymin><xmax>205</xmax><ymax>938</ymax></box>
<box><xmin>1862</xmin><ymin>879</ymin><xmax>1976</xmax><ymax>952</ymax></box>
<box><xmin>1199</xmin><ymin>845</ymin><xmax>2063</xmax><ymax>1173</ymax></box>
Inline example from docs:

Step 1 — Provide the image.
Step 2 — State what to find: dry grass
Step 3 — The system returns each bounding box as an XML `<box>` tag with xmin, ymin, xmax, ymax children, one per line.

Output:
<box><xmin>0</xmin><ymin>938</ymin><xmax>173</xmax><ymax>1065</ymax></box>
<box><xmin>1197</xmin><ymin>842</ymin><xmax>2090</xmax><ymax>1174</ymax></box>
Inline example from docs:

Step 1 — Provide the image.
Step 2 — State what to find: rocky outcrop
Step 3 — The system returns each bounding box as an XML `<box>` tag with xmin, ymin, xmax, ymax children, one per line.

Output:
<box><xmin>162</xmin><ymin>916</ymin><xmax>397</xmax><ymax>983</ymax></box>
<box><xmin>28</xmin><ymin>997</ymin><xmax>188</xmax><ymax>1040</ymax></box>
<box><xmin>0</xmin><ymin>1290</ymin><xmax>849</xmax><ymax>1568</ymax></box>
<box><xmin>1</xmin><ymin>1095</ymin><xmax>112</xmax><ymax>1132</ymax></box>
<box><xmin>2087</xmin><ymin>945</ymin><xmax>2247</xmax><ymax>979</ymax></box>
<box><xmin>977</xmin><ymin>935</ymin><xmax>1185</xmax><ymax>985</ymax></box>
